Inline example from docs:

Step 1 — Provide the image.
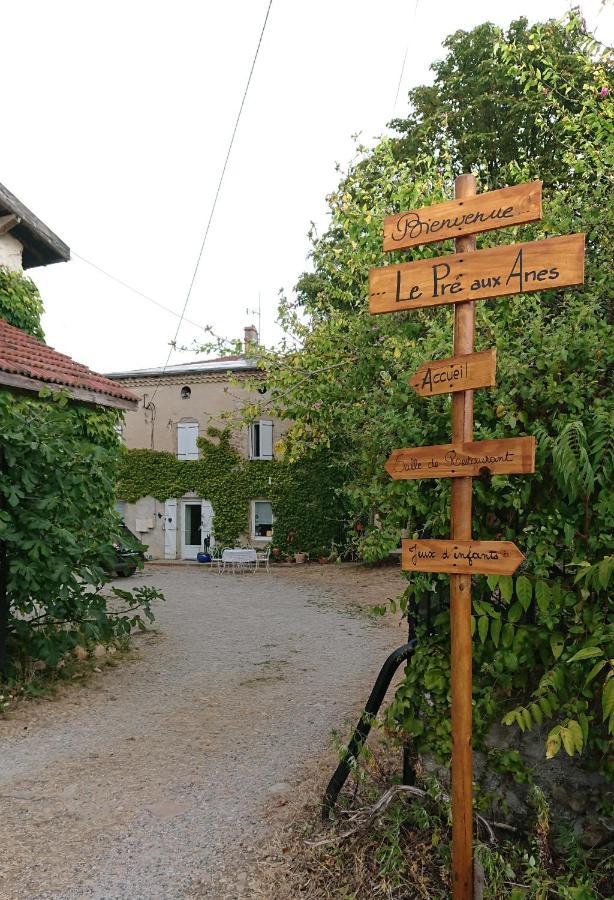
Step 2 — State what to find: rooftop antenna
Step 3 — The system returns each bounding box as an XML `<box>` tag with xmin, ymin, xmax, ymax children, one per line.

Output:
<box><xmin>245</xmin><ymin>292</ymin><xmax>262</xmax><ymax>344</ymax></box>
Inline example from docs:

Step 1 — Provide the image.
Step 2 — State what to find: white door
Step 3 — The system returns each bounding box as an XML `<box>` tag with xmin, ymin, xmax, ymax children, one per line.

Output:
<box><xmin>164</xmin><ymin>499</ymin><xmax>177</xmax><ymax>559</ymax></box>
<box><xmin>181</xmin><ymin>500</ymin><xmax>203</xmax><ymax>559</ymax></box>
<box><xmin>201</xmin><ymin>501</ymin><xmax>215</xmax><ymax>550</ymax></box>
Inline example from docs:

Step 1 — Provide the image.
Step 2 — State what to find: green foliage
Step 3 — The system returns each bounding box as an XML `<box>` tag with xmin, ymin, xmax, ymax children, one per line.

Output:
<box><xmin>0</xmin><ymin>327</ymin><xmax>163</xmax><ymax>672</ymax></box>
<box><xmin>0</xmin><ymin>266</ymin><xmax>45</xmax><ymax>339</ymax></box>
<box><xmin>391</xmin><ymin>10</ymin><xmax>613</xmax><ymax>190</ymax></box>
<box><xmin>241</xmin><ymin>10</ymin><xmax>613</xmax><ymax>772</ymax></box>
<box><xmin>116</xmin><ymin>428</ymin><xmax>345</xmax><ymax>555</ymax></box>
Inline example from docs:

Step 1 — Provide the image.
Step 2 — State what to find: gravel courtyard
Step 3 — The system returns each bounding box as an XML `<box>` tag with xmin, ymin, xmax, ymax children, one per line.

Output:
<box><xmin>0</xmin><ymin>564</ymin><xmax>404</xmax><ymax>900</ymax></box>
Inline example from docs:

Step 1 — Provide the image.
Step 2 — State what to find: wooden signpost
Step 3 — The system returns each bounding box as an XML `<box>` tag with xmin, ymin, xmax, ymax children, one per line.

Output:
<box><xmin>369</xmin><ymin>175</ymin><xmax>585</xmax><ymax>899</ymax></box>
<box><xmin>410</xmin><ymin>349</ymin><xmax>497</xmax><ymax>397</ymax></box>
<box><xmin>383</xmin><ymin>180</ymin><xmax>542</xmax><ymax>251</ymax></box>
<box><xmin>370</xmin><ymin>233</ymin><xmax>585</xmax><ymax>315</ymax></box>
<box><xmin>402</xmin><ymin>539</ymin><xmax>524</xmax><ymax>576</ymax></box>
<box><xmin>385</xmin><ymin>436</ymin><xmax>535</xmax><ymax>480</ymax></box>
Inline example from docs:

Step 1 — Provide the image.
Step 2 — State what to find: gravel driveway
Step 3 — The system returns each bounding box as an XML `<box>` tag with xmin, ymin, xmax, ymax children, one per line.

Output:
<box><xmin>0</xmin><ymin>564</ymin><xmax>404</xmax><ymax>899</ymax></box>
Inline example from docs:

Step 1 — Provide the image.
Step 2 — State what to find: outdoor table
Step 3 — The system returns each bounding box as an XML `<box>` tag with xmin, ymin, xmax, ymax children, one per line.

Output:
<box><xmin>220</xmin><ymin>548</ymin><xmax>257</xmax><ymax>574</ymax></box>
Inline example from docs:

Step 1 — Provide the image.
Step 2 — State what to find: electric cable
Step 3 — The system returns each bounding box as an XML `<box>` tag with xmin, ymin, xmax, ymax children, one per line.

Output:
<box><xmin>150</xmin><ymin>0</ymin><xmax>274</xmax><ymax>403</ymax></box>
<box><xmin>391</xmin><ymin>0</ymin><xmax>419</xmax><ymax>119</ymax></box>
<box><xmin>72</xmin><ymin>252</ymin><xmax>208</xmax><ymax>332</ymax></box>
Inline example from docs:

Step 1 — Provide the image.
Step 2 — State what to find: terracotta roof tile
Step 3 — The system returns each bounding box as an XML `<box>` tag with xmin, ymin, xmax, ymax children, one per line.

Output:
<box><xmin>0</xmin><ymin>318</ymin><xmax>137</xmax><ymax>405</ymax></box>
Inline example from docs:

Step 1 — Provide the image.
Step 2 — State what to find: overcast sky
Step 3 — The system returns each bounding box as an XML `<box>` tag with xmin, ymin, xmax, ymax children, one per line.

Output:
<box><xmin>2</xmin><ymin>1</ymin><xmax>612</xmax><ymax>374</ymax></box>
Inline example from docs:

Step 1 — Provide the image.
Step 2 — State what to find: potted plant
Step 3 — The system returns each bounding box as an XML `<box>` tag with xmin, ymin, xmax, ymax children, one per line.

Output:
<box><xmin>271</xmin><ymin>546</ymin><xmax>281</xmax><ymax>560</ymax></box>
<box><xmin>294</xmin><ymin>550</ymin><xmax>307</xmax><ymax>564</ymax></box>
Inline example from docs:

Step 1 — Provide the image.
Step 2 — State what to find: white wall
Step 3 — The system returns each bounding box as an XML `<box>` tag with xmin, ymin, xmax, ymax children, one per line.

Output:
<box><xmin>0</xmin><ymin>233</ymin><xmax>23</xmax><ymax>271</ymax></box>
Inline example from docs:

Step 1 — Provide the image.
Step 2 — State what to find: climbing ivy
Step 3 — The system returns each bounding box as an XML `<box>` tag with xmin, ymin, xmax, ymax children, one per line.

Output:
<box><xmin>0</xmin><ymin>266</ymin><xmax>45</xmax><ymax>339</ymax></box>
<box><xmin>116</xmin><ymin>428</ymin><xmax>345</xmax><ymax>556</ymax></box>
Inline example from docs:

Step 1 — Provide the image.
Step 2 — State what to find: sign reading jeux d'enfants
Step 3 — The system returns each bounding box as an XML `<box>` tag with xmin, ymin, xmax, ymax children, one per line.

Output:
<box><xmin>401</xmin><ymin>539</ymin><xmax>524</xmax><ymax>576</ymax></box>
<box><xmin>369</xmin><ymin>233</ymin><xmax>585</xmax><ymax>315</ymax></box>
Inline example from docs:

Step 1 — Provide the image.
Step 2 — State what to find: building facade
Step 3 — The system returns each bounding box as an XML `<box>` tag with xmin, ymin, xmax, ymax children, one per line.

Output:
<box><xmin>107</xmin><ymin>327</ymin><xmax>287</xmax><ymax>560</ymax></box>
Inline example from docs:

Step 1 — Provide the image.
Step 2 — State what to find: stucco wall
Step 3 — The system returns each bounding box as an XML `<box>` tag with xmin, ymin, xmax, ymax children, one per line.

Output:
<box><xmin>115</xmin><ymin>372</ymin><xmax>287</xmax><ymax>460</ymax></box>
<box><xmin>0</xmin><ymin>233</ymin><xmax>23</xmax><ymax>271</ymax></box>
<box><xmin>122</xmin><ymin>495</ymin><xmax>165</xmax><ymax>559</ymax></box>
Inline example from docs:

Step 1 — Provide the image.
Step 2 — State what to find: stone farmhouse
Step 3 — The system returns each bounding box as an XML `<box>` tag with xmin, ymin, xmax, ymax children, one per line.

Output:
<box><xmin>107</xmin><ymin>326</ymin><xmax>288</xmax><ymax>560</ymax></box>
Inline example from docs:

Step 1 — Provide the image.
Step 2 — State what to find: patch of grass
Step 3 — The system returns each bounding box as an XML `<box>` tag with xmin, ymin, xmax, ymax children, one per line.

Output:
<box><xmin>0</xmin><ymin>636</ymin><xmax>134</xmax><ymax>716</ymax></box>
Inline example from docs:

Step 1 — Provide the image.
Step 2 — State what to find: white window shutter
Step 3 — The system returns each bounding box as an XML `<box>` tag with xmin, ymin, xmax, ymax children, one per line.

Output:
<box><xmin>259</xmin><ymin>421</ymin><xmax>273</xmax><ymax>459</ymax></box>
<box><xmin>177</xmin><ymin>422</ymin><xmax>199</xmax><ymax>460</ymax></box>
<box><xmin>164</xmin><ymin>499</ymin><xmax>177</xmax><ymax>559</ymax></box>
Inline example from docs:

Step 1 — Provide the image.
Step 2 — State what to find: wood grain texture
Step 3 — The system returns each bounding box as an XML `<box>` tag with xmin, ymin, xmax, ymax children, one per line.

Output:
<box><xmin>401</xmin><ymin>539</ymin><xmax>524</xmax><ymax>575</ymax></box>
<box><xmin>385</xmin><ymin>436</ymin><xmax>536</xmax><ymax>480</ymax></box>
<box><xmin>449</xmin><ymin>173</ymin><xmax>475</xmax><ymax>900</ymax></box>
<box><xmin>410</xmin><ymin>349</ymin><xmax>496</xmax><ymax>397</ymax></box>
<box><xmin>369</xmin><ymin>233</ymin><xmax>585</xmax><ymax>315</ymax></box>
<box><xmin>384</xmin><ymin>180</ymin><xmax>542</xmax><ymax>251</ymax></box>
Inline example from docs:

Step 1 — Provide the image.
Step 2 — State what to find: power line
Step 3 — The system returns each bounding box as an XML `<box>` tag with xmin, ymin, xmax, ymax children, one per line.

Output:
<box><xmin>391</xmin><ymin>0</ymin><xmax>419</xmax><ymax>119</ymax></box>
<box><xmin>72</xmin><ymin>252</ymin><xmax>208</xmax><ymax>332</ymax></box>
<box><xmin>152</xmin><ymin>0</ymin><xmax>274</xmax><ymax>400</ymax></box>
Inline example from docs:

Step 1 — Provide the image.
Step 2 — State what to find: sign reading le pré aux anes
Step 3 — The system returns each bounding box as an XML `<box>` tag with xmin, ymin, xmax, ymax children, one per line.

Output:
<box><xmin>369</xmin><ymin>233</ymin><xmax>585</xmax><ymax>315</ymax></box>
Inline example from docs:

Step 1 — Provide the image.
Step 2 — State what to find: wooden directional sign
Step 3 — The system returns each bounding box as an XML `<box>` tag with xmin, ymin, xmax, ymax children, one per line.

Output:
<box><xmin>385</xmin><ymin>436</ymin><xmax>535</xmax><ymax>480</ymax></box>
<box><xmin>369</xmin><ymin>233</ymin><xmax>585</xmax><ymax>315</ymax></box>
<box><xmin>384</xmin><ymin>181</ymin><xmax>542</xmax><ymax>251</ymax></box>
<box><xmin>401</xmin><ymin>539</ymin><xmax>524</xmax><ymax>576</ymax></box>
<box><xmin>410</xmin><ymin>349</ymin><xmax>496</xmax><ymax>398</ymax></box>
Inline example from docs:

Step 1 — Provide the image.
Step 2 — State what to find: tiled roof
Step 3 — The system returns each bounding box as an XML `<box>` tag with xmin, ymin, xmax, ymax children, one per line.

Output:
<box><xmin>0</xmin><ymin>318</ymin><xmax>138</xmax><ymax>408</ymax></box>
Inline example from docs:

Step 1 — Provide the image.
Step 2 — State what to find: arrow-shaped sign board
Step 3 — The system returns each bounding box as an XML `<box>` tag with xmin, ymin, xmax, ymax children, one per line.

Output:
<box><xmin>410</xmin><ymin>349</ymin><xmax>496</xmax><ymax>397</ymax></box>
<box><xmin>385</xmin><ymin>436</ymin><xmax>535</xmax><ymax>480</ymax></box>
<box><xmin>369</xmin><ymin>233</ymin><xmax>585</xmax><ymax>315</ymax></box>
<box><xmin>384</xmin><ymin>181</ymin><xmax>542</xmax><ymax>251</ymax></box>
<box><xmin>402</xmin><ymin>539</ymin><xmax>524</xmax><ymax>576</ymax></box>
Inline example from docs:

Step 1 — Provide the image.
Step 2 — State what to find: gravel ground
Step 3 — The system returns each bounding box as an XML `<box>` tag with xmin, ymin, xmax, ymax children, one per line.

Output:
<box><xmin>0</xmin><ymin>564</ymin><xmax>405</xmax><ymax>900</ymax></box>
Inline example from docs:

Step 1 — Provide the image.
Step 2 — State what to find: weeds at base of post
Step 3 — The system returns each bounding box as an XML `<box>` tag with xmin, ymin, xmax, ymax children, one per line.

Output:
<box><xmin>245</xmin><ymin>736</ymin><xmax>613</xmax><ymax>899</ymax></box>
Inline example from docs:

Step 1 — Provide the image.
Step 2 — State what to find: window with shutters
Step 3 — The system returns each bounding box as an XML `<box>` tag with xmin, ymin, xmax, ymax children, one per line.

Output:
<box><xmin>251</xmin><ymin>500</ymin><xmax>273</xmax><ymax>539</ymax></box>
<box><xmin>249</xmin><ymin>420</ymin><xmax>273</xmax><ymax>460</ymax></box>
<box><xmin>177</xmin><ymin>421</ymin><xmax>199</xmax><ymax>460</ymax></box>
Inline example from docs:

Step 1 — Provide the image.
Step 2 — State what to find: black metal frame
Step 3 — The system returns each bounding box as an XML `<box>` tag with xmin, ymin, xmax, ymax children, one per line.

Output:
<box><xmin>322</xmin><ymin>637</ymin><xmax>418</xmax><ymax>819</ymax></box>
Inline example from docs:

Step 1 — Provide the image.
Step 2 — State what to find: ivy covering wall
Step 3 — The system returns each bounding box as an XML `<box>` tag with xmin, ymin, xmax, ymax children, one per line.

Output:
<box><xmin>116</xmin><ymin>429</ymin><xmax>345</xmax><ymax>555</ymax></box>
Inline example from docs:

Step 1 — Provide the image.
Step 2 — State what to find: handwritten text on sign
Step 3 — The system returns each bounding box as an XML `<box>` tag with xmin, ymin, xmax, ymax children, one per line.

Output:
<box><xmin>410</xmin><ymin>349</ymin><xmax>496</xmax><ymax>397</ymax></box>
<box><xmin>384</xmin><ymin>181</ymin><xmax>542</xmax><ymax>251</ymax></box>
<box><xmin>369</xmin><ymin>233</ymin><xmax>585</xmax><ymax>315</ymax></box>
<box><xmin>385</xmin><ymin>436</ymin><xmax>535</xmax><ymax>480</ymax></box>
<box><xmin>401</xmin><ymin>539</ymin><xmax>524</xmax><ymax>576</ymax></box>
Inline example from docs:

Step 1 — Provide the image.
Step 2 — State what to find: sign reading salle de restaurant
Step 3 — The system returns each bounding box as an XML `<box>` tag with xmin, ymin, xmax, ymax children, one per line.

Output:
<box><xmin>385</xmin><ymin>436</ymin><xmax>535</xmax><ymax>481</ymax></box>
<box><xmin>383</xmin><ymin>181</ymin><xmax>543</xmax><ymax>251</ymax></box>
<box><xmin>369</xmin><ymin>233</ymin><xmax>585</xmax><ymax>315</ymax></box>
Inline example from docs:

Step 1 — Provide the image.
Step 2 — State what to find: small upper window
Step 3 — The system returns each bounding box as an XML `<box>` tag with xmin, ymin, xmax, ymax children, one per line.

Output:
<box><xmin>249</xmin><ymin>420</ymin><xmax>273</xmax><ymax>460</ymax></box>
<box><xmin>181</xmin><ymin>386</ymin><xmax>191</xmax><ymax>400</ymax></box>
<box><xmin>177</xmin><ymin>421</ymin><xmax>199</xmax><ymax>460</ymax></box>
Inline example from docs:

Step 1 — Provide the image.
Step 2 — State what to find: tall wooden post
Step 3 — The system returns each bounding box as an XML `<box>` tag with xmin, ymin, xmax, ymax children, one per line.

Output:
<box><xmin>450</xmin><ymin>173</ymin><xmax>477</xmax><ymax>898</ymax></box>
<box><xmin>370</xmin><ymin>173</ymin><xmax>581</xmax><ymax>898</ymax></box>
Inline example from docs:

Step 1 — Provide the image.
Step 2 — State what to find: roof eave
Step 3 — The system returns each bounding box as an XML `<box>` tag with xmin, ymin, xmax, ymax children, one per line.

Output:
<box><xmin>0</xmin><ymin>182</ymin><xmax>70</xmax><ymax>269</ymax></box>
<box><xmin>0</xmin><ymin>371</ymin><xmax>138</xmax><ymax>410</ymax></box>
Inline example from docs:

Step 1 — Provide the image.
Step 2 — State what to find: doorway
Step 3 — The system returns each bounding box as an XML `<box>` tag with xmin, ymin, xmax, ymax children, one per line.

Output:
<box><xmin>180</xmin><ymin>499</ymin><xmax>214</xmax><ymax>559</ymax></box>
